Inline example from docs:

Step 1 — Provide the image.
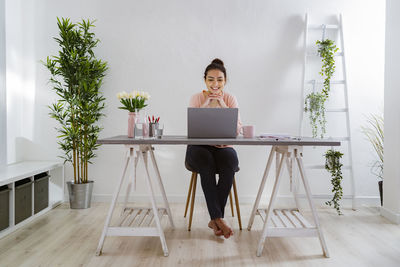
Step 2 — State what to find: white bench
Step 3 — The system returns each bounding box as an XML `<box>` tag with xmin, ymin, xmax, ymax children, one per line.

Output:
<box><xmin>0</xmin><ymin>161</ymin><xmax>64</xmax><ymax>239</ymax></box>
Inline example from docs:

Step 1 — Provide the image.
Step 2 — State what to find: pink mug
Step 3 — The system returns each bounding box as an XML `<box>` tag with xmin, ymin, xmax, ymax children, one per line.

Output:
<box><xmin>242</xmin><ymin>125</ymin><xmax>255</xmax><ymax>138</ymax></box>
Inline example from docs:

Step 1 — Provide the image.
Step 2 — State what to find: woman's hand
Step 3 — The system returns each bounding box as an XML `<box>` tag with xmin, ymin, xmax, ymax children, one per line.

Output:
<box><xmin>201</xmin><ymin>91</ymin><xmax>228</xmax><ymax>108</ymax></box>
<box><xmin>209</xmin><ymin>93</ymin><xmax>228</xmax><ymax>108</ymax></box>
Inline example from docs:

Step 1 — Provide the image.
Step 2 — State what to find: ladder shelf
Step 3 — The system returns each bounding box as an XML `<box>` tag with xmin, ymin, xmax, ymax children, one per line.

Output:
<box><xmin>300</xmin><ymin>13</ymin><xmax>357</xmax><ymax>210</ymax></box>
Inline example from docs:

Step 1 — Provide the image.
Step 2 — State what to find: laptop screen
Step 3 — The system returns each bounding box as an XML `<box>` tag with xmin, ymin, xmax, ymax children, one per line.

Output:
<box><xmin>187</xmin><ymin>108</ymin><xmax>238</xmax><ymax>138</ymax></box>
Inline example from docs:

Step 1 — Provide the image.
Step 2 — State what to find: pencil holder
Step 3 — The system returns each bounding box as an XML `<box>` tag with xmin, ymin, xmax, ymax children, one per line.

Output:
<box><xmin>149</xmin><ymin>123</ymin><xmax>159</xmax><ymax>137</ymax></box>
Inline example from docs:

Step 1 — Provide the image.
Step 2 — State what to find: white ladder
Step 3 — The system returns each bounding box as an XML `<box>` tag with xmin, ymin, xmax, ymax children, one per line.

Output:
<box><xmin>299</xmin><ymin>13</ymin><xmax>357</xmax><ymax>210</ymax></box>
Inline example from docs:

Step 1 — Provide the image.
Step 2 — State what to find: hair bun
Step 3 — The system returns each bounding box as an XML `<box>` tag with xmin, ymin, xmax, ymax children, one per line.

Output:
<box><xmin>211</xmin><ymin>58</ymin><xmax>224</xmax><ymax>66</ymax></box>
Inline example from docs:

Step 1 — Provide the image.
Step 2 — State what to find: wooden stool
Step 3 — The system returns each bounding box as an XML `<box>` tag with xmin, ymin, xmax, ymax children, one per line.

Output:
<box><xmin>183</xmin><ymin>161</ymin><xmax>242</xmax><ymax>231</ymax></box>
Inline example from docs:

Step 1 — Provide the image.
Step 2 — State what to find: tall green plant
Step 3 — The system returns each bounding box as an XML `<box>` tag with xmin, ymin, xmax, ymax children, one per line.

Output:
<box><xmin>44</xmin><ymin>18</ymin><xmax>108</xmax><ymax>184</ymax></box>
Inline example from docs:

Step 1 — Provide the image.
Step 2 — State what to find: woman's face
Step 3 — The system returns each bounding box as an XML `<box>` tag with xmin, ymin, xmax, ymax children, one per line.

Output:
<box><xmin>205</xmin><ymin>69</ymin><xmax>225</xmax><ymax>95</ymax></box>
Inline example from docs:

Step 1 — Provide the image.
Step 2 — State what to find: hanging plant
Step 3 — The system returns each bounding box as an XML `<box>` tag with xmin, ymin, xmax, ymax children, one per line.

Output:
<box><xmin>304</xmin><ymin>92</ymin><xmax>327</xmax><ymax>138</ymax></box>
<box><xmin>316</xmin><ymin>39</ymin><xmax>339</xmax><ymax>97</ymax></box>
<box><xmin>304</xmin><ymin>39</ymin><xmax>337</xmax><ymax>139</ymax></box>
<box><xmin>324</xmin><ymin>149</ymin><xmax>344</xmax><ymax>215</ymax></box>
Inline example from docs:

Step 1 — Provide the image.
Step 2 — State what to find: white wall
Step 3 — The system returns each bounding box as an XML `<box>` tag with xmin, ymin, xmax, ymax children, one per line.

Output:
<box><xmin>6</xmin><ymin>0</ymin><xmax>385</xmax><ymax>206</ymax></box>
<box><xmin>382</xmin><ymin>0</ymin><xmax>400</xmax><ymax>223</ymax></box>
<box><xmin>0</xmin><ymin>0</ymin><xmax>6</xmax><ymax>166</ymax></box>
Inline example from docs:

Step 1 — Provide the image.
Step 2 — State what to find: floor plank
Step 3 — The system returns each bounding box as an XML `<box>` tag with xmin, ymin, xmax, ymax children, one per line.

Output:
<box><xmin>0</xmin><ymin>203</ymin><xmax>399</xmax><ymax>267</ymax></box>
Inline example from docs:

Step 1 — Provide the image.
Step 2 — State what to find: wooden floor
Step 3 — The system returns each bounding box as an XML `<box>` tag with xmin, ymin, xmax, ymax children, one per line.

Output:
<box><xmin>0</xmin><ymin>202</ymin><xmax>399</xmax><ymax>267</ymax></box>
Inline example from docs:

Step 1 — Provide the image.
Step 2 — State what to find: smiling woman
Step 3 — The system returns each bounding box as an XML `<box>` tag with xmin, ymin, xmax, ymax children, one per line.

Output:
<box><xmin>201</xmin><ymin>59</ymin><xmax>227</xmax><ymax>108</ymax></box>
<box><xmin>186</xmin><ymin>58</ymin><xmax>241</xmax><ymax>239</ymax></box>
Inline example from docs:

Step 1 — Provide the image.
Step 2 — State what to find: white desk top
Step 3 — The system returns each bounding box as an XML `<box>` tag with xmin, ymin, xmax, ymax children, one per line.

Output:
<box><xmin>98</xmin><ymin>135</ymin><xmax>341</xmax><ymax>146</ymax></box>
<box><xmin>0</xmin><ymin>161</ymin><xmax>63</xmax><ymax>185</ymax></box>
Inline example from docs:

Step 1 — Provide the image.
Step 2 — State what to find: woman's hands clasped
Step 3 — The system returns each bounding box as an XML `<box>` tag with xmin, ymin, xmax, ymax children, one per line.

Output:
<box><xmin>201</xmin><ymin>91</ymin><xmax>228</xmax><ymax>108</ymax></box>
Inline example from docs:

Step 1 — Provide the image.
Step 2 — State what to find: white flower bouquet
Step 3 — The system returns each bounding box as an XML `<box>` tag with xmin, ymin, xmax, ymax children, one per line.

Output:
<box><xmin>117</xmin><ymin>90</ymin><xmax>151</xmax><ymax>112</ymax></box>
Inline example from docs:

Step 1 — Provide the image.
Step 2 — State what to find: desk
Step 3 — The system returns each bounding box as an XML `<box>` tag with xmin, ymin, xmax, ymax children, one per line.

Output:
<box><xmin>96</xmin><ymin>135</ymin><xmax>340</xmax><ymax>257</ymax></box>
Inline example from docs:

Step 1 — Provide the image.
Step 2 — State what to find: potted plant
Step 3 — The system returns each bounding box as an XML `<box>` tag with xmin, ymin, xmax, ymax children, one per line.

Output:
<box><xmin>304</xmin><ymin>91</ymin><xmax>327</xmax><ymax>138</ymax></box>
<box><xmin>361</xmin><ymin>114</ymin><xmax>384</xmax><ymax>205</ymax></box>
<box><xmin>116</xmin><ymin>91</ymin><xmax>150</xmax><ymax>138</ymax></box>
<box><xmin>44</xmin><ymin>18</ymin><xmax>108</xmax><ymax>209</ymax></box>
<box><xmin>316</xmin><ymin>39</ymin><xmax>338</xmax><ymax>97</ymax></box>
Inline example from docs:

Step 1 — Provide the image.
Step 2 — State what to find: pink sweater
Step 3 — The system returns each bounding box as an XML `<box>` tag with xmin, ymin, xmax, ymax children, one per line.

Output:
<box><xmin>189</xmin><ymin>91</ymin><xmax>242</xmax><ymax>135</ymax></box>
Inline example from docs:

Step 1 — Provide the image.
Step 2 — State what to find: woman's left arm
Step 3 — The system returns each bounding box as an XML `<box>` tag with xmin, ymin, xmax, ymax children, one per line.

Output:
<box><xmin>227</xmin><ymin>94</ymin><xmax>242</xmax><ymax>135</ymax></box>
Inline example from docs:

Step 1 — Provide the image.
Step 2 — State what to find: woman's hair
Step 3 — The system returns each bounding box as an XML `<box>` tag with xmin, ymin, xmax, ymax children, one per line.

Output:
<box><xmin>204</xmin><ymin>58</ymin><xmax>227</xmax><ymax>80</ymax></box>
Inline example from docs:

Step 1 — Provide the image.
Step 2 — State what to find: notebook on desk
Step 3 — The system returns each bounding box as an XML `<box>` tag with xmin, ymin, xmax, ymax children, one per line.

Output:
<box><xmin>187</xmin><ymin>108</ymin><xmax>238</xmax><ymax>138</ymax></box>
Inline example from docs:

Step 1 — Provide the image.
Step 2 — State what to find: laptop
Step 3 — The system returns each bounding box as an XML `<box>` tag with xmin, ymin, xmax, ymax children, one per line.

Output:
<box><xmin>187</xmin><ymin>108</ymin><xmax>238</xmax><ymax>138</ymax></box>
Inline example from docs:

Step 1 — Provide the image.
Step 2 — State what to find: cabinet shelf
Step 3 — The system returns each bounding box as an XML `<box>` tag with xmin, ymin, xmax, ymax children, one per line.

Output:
<box><xmin>0</xmin><ymin>161</ymin><xmax>64</xmax><ymax>239</ymax></box>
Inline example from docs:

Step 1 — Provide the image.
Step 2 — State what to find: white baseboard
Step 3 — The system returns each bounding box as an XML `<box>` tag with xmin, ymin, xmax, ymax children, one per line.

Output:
<box><xmin>380</xmin><ymin>206</ymin><xmax>400</xmax><ymax>224</ymax></box>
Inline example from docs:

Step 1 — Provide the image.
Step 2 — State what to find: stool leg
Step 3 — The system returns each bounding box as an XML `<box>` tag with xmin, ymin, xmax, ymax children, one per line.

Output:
<box><xmin>232</xmin><ymin>178</ymin><xmax>242</xmax><ymax>230</ymax></box>
<box><xmin>184</xmin><ymin>172</ymin><xmax>195</xmax><ymax>218</ymax></box>
<box><xmin>188</xmin><ymin>173</ymin><xmax>198</xmax><ymax>231</ymax></box>
<box><xmin>229</xmin><ymin>191</ymin><xmax>235</xmax><ymax>217</ymax></box>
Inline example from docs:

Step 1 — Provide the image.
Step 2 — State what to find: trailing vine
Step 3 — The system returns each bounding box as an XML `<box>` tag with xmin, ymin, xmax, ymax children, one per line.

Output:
<box><xmin>304</xmin><ymin>92</ymin><xmax>327</xmax><ymax>138</ymax></box>
<box><xmin>304</xmin><ymin>39</ymin><xmax>339</xmax><ymax>139</ymax></box>
<box><xmin>316</xmin><ymin>39</ymin><xmax>339</xmax><ymax>97</ymax></box>
<box><xmin>324</xmin><ymin>149</ymin><xmax>344</xmax><ymax>215</ymax></box>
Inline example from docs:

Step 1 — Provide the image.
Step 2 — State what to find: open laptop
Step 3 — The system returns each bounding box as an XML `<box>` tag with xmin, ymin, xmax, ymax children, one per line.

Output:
<box><xmin>187</xmin><ymin>108</ymin><xmax>238</xmax><ymax>138</ymax></box>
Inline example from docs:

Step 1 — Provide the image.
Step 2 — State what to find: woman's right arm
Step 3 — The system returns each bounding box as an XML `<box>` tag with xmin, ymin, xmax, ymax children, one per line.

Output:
<box><xmin>190</xmin><ymin>92</ymin><xmax>221</xmax><ymax>108</ymax></box>
<box><xmin>190</xmin><ymin>93</ymin><xmax>212</xmax><ymax>108</ymax></box>
<box><xmin>189</xmin><ymin>94</ymin><xmax>200</xmax><ymax>108</ymax></box>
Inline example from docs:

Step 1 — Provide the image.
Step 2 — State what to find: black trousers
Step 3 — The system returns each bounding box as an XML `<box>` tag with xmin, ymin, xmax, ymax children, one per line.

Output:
<box><xmin>186</xmin><ymin>145</ymin><xmax>239</xmax><ymax>219</ymax></box>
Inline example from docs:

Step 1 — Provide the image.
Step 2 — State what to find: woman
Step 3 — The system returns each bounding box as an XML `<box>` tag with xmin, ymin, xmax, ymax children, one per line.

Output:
<box><xmin>186</xmin><ymin>58</ymin><xmax>241</xmax><ymax>238</ymax></box>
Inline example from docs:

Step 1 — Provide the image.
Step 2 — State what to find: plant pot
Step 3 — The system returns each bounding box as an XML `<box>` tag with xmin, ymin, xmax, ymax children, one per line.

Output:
<box><xmin>326</xmin><ymin>157</ymin><xmax>339</xmax><ymax>169</ymax></box>
<box><xmin>378</xmin><ymin>180</ymin><xmax>383</xmax><ymax>206</ymax></box>
<box><xmin>67</xmin><ymin>181</ymin><xmax>94</xmax><ymax>209</ymax></box>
